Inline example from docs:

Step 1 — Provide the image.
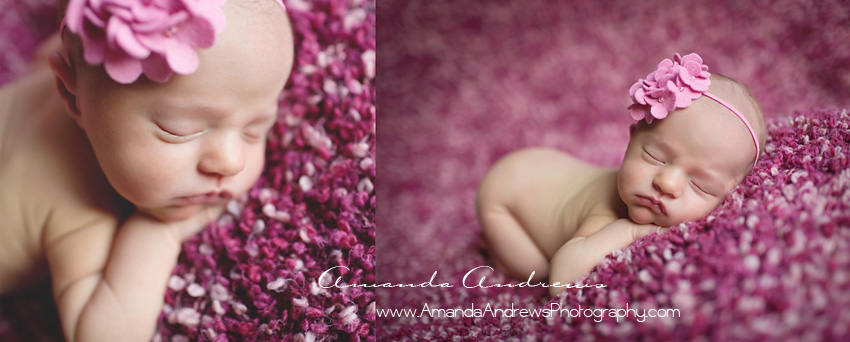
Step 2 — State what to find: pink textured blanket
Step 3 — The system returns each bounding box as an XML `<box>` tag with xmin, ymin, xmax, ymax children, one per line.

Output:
<box><xmin>377</xmin><ymin>0</ymin><xmax>849</xmax><ymax>341</ymax></box>
<box><xmin>0</xmin><ymin>0</ymin><xmax>375</xmax><ymax>341</ymax></box>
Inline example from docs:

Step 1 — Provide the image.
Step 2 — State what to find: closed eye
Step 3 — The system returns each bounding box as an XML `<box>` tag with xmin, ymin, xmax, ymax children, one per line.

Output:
<box><xmin>154</xmin><ymin>122</ymin><xmax>203</xmax><ymax>142</ymax></box>
<box><xmin>643</xmin><ymin>148</ymin><xmax>665</xmax><ymax>165</ymax></box>
<box><xmin>243</xmin><ymin>120</ymin><xmax>276</xmax><ymax>143</ymax></box>
<box><xmin>690</xmin><ymin>181</ymin><xmax>713</xmax><ymax>196</ymax></box>
<box><xmin>242</xmin><ymin>129</ymin><xmax>266</xmax><ymax>142</ymax></box>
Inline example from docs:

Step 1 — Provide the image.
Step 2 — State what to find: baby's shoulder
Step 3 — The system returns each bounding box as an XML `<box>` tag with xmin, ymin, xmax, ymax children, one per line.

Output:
<box><xmin>0</xmin><ymin>71</ymin><xmax>124</xmax><ymax>247</ymax></box>
<box><xmin>490</xmin><ymin>147</ymin><xmax>600</xmax><ymax>182</ymax></box>
<box><xmin>32</xmin><ymin>113</ymin><xmax>125</xmax><ymax>246</ymax></box>
<box><xmin>497</xmin><ymin>147</ymin><xmax>593</xmax><ymax>168</ymax></box>
<box><xmin>572</xmin><ymin>170</ymin><xmax>623</xmax><ymax>230</ymax></box>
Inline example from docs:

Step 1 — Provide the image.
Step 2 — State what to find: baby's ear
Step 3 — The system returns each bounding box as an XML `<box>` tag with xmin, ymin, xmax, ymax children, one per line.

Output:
<box><xmin>48</xmin><ymin>49</ymin><xmax>83</xmax><ymax>128</ymax></box>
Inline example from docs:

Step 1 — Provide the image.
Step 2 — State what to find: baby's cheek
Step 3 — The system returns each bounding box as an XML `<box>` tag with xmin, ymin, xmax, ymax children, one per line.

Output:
<box><xmin>683</xmin><ymin>197</ymin><xmax>722</xmax><ymax>222</ymax></box>
<box><xmin>236</xmin><ymin>146</ymin><xmax>266</xmax><ymax>190</ymax></box>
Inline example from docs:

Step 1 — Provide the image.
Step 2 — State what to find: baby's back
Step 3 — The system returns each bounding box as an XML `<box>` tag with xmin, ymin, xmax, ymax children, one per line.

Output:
<box><xmin>476</xmin><ymin>147</ymin><xmax>617</xmax><ymax>258</ymax></box>
<box><xmin>0</xmin><ymin>69</ymin><xmax>122</xmax><ymax>294</ymax></box>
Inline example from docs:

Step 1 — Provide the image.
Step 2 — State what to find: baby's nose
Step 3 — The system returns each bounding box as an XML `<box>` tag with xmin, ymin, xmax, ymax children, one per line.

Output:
<box><xmin>199</xmin><ymin>132</ymin><xmax>245</xmax><ymax>177</ymax></box>
<box><xmin>653</xmin><ymin>166</ymin><xmax>684</xmax><ymax>198</ymax></box>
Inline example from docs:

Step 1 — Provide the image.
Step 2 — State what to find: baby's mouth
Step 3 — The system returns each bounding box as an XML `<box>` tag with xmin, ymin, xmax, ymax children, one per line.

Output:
<box><xmin>176</xmin><ymin>191</ymin><xmax>233</xmax><ymax>206</ymax></box>
<box><xmin>636</xmin><ymin>195</ymin><xmax>666</xmax><ymax>216</ymax></box>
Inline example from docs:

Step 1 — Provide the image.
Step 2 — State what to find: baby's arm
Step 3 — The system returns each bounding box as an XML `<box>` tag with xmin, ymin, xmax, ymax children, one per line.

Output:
<box><xmin>548</xmin><ymin>217</ymin><xmax>667</xmax><ymax>296</ymax></box>
<box><xmin>47</xmin><ymin>207</ymin><xmax>221</xmax><ymax>342</ymax></box>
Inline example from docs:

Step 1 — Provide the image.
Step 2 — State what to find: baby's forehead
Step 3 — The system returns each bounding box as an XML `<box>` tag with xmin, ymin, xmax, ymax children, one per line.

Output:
<box><xmin>645</xmin><ymin>103</ymin><xmax>755</xmax><ymax>176</ymax></box>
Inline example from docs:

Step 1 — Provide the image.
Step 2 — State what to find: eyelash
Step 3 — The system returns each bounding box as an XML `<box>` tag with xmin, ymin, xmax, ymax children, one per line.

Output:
<box><xmin>644</xmin><ymin>148</ymin><xmax>665</xmax><ymax>164</ymax></box>
<box><xmin>155</xmin><ymin>122</ymin><xmax>203</xmax><ymax>142</ymax></box>
<box><xmin>242</xmin><ymin>130</ymin><xmax>265</xmax><ymax>143</ymax></box>
<box><xmin>155</xmin><ymin>120</ymin><xmax>274</xmax><ymax>144</ymax></box>
<box><xmin>243</xmin><ymin>121</ymin><xmax>277</xmax><ymax>142</ymax></box>
<box><xmin>644</xmin><ymin>148</ymin><xmax>715</xmax><ymax>196</ymax></box>
<box><xmin>690</xmin><ymin>181</ymin><xmax>711</xmax><ymax>195</ymax></box>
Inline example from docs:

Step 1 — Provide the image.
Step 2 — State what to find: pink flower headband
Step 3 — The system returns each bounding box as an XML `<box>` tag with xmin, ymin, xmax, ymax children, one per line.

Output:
<box><xmin>63</xmin><ymin>0</ymin><xmax>285</xmax><ymax>84</ymax></box>
<box><xmin>628</xmin><ymin>53</ymin><xmax>760</xmax><ymax>167</ymax></box>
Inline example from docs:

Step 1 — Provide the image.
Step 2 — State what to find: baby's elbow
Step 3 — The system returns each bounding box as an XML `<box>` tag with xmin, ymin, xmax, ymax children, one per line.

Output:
<box><xmin>74</xmin><ymin>311</ymin><xmax>145</xmax><ymax>342</ymax></box>
<box><xmin>70</xmin><ymin>282</ymin><xmax>150</xmax><ymax>342</ymax></box>
<box><xmin>549</xmin><ymin>285</ymin><xmax>565</xmax><ymax>297</ymax></box>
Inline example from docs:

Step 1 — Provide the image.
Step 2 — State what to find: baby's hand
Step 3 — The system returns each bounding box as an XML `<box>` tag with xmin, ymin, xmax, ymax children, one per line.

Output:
<box><xmin>629</xmin><ymin>221</ymin><xmax>670</xmax><ymax>242</ymax></box>
<box><xmin>134</xmin><ymin>204</ymin><xmax>226</xmax><ymax>243</ymax></box>
<box><xmin>170</xmin><ymin>205</ymin><xmax>225</xmax><ymax>242</ymax></box>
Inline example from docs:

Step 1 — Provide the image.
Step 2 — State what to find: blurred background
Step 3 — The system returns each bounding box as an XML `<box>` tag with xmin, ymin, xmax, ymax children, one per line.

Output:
<box><xmin>377</xmin><ymin>0</ymin><xmax>849</xmax><ymax>339</ymax></box>
<box><xmin>1</xmin><ymin>0</ymin><xmax>376</xmax><ymax>340</ymax></box>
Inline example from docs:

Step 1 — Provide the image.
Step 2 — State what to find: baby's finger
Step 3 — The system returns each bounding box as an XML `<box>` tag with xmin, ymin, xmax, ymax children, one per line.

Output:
<box><xmin>631</xmin><ymin>224</ymin><xmax>670</xmax><ymax>241</ymax></box>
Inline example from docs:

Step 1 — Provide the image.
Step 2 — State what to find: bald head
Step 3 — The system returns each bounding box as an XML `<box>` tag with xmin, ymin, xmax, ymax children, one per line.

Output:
<box><xmin>631</xmin><ymin>72</ymin><xmax>766</xmax><ymax>181</ymax></box>
<box><xmin>57</xmin><ymin>0</ymin><xmax>292</xmax><ymax>83</ymax></box>
<box><xmin>705</xmin><ymin>73</ymin><xmax>767</xmax><ymax>162</ymax></box>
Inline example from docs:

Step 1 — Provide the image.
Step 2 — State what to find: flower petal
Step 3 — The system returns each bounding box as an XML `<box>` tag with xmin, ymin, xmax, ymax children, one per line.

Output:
<box><xmin>629</xmin><ymin>104</ymin><xmax>649</xmax><ymax>121</ymax></box>
<box><xmin>646</xmin><ymin>88</ymin><xmax>669</xmax><ymax>99</ymax></box>
<box><xmin>664</xmin><ymin>97</ymin><xmax>676</xmax><ymax>112</ymax></box>
<box><xmin>69</xmin><ymin>0</ymin><xmax>227</xmax><ymax>84</ymax></box>
<box><xmin>142</xmin><ymin>53</ymin><xmax>174</xmax><ymax>82</ymax></box>
<box><xmin>680</xmin><ymin>53</ymin><xmax>703</xmax><ymax>66</ymax></box>
<box><xmin>175</xmin><ymin>16</ymin><xmax>216</xmax><ymax>48</ymax></box>
<box><xmin>66</xmin><ymin>0</ymin><xmax>86</xmax><ymax>32</ymax></box>
<box><xmin>629</xmin><ymin>81</ymin><xmax>642</xmax><ymax>97</ymax></box>
<box><xmin>656</xmin><ymin>71</ymin><xmax>675</xmax><ymax>87</ymax></box>
<box><xmin>682</xmin><ymin>60</ymin><xmax>701</xmax><ymax>77</ymax></box>
<box><xmin>111</xmin><ymin>18</ymin><xmax>151</xmax><ymax>59</ymax></box>
<box><xmin>132</xmin><ymin>10</ymin><xmax>187</xmax><ymax>33</ymax></box>
<box><xmin>81</xmin><ymin>28</ymin><xmax>107</xmax><ymax>64</ymax></box>
<box><xmin>181</xmin><ymin>0</ymin><xmax>227</xmax><ymax>36</ymax></box>
<box><xmin>129</xmin><ymin>4</ymin><xmax>172</xmax><ymax>33</ymax></box>
<box><xmin>673</xmin><ymin>53</ymin><xmax>682</xmax><ymax>63</ymax></box>
<box><xmin>84</xmin><ymin>7</ymin><xmax>107</xmax><ymax>28</ymax></box>
<box><xmin>104</xmin><ymin>50</ymin><xmax>143</xmax><ymax>84</ymax></box>
<box><xmin>206</xmin><ymin>7</ymin><xmax>227</xmax><ymax>34</ymax></box>
<box><xmin>103</xmin><ymin>3</ymin><xmax>134</xmax><ymax>22</ymax></box>
<box><xmin>137</xmin><ymin>32</ymin><xmax>177</xmax><ymax>54</ymax></box>
<box><xmin>105</xmin><ymin>16</ymin><xmax>123</xmax><ymax>50</ymax></box>
<box><xmin>633</xmin><ymin>87</ymin><xmax>647</xmax><ymax>105</ymax></box>
<box><xmin>675</xmin><ymin>92</ymin><xmax>692</xmax><ymax>108</ymax></box>
<box><xmin>650</xmin><ymin>104</ymin><xmax>668</xmax><ymax>120</ymax></box>
<box><xmin>165</xmin><ymin>43</ymin><xmax>199</xmax><ymax>74</ymax></box>
<box><xmin>689</xmin><ymin>77</ymin><xmax>710</xmax><ymax>92</ymax></box>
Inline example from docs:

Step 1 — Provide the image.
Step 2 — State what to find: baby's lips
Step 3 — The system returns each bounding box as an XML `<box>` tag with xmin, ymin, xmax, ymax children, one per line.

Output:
<box><xmin>636</xmin><ymin>195</ymin><xmax>666</xmax><ymax>216</ymax></box>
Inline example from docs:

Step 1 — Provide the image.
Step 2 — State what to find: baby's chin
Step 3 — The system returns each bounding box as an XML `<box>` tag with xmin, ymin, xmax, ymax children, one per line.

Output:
<box><xmin>138</xmin><ymin>204</ymin><xmax>207</xmax><ymax>222</ymax></box>
<box><xmin>627</xmin><ymin>206</ymin><xmax>682</xmax><ymax>227</ymax></box>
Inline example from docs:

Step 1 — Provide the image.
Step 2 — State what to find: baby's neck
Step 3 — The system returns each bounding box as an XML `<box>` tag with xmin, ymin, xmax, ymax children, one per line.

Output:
<box><xmin>610</xmin><ymin>170</ymin><xmax>630</xmax><ymax>219</ymax></box>
<box><xmin>588</xmin><ymin>169</ymin><xmax>630</xmax><ymax>219</ymax></box>
<box><xmin>572</xmin><ymin>168</ymin><xmax>629</xmax><ymax>220</ymax></box>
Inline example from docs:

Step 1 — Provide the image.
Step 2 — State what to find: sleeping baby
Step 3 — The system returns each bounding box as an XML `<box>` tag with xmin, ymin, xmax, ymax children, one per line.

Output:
<box><xmin>0</xmin><ymin>0</ymin><xmax>292</xmax><ymax>340</ymax></box>
<box><xmin>476</xmin><ymin>53</ymin><xmax>766</xmax><ymax>296</ymax></box>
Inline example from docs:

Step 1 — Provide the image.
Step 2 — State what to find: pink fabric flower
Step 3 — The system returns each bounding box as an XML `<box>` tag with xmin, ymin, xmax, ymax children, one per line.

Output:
<box><xmin>628</xmin><ymin>53</ymin><xmax>712</xmax><ymax>123</ymax></box>
<box><xmin>65</xmin><ymin>0</ymin><xmax>227</xmax><ymax>84</ymax></box>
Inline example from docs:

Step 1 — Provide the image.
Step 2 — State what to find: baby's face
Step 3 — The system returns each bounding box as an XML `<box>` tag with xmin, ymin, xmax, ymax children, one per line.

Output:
<box><xmin>73</xmin><ymin>1</ymin><xmax>293</xmax><ymax>221</ymax></box>
<box><xmin>618</xmin><ymin>96</ymin><xmax>755</xmax><ymax>226</ymax></box>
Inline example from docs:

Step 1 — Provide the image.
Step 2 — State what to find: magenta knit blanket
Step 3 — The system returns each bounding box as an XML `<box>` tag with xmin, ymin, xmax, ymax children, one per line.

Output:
<box><xmin>0</xmin><ymin>0</ymin><xmax>375</xmax><ymax>341</ymax></box>
<box><xmin>377</xmin><ymin>0</ymin><xmax>849</xmax><ymax>341</ymax></box>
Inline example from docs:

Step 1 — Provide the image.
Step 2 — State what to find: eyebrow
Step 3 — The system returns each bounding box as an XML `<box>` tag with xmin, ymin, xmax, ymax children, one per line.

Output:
<box><xmin>646</xmin><ymin>136</ymin><xmax>679</xmax><ymax>157</ymax></box>
<box><xmin>156</xmin><ymin>100</ymin><xmax>229</xmax><ymax>119</ymax></box>
<box><xmin>155</xmin><ymin>99</ymin><xmax>277</xmax><ymax>122</ymax></box>
<box><xmin>692</xmin><ymin>167</ymin><xmax>723</xmax><ymax>186</ymax></box>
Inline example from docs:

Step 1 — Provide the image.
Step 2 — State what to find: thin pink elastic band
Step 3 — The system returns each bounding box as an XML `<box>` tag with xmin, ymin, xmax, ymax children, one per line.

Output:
<box><xmin>702</xmin><ymin>92</ymin><xmax>760</xmax><ymax>167</ymax></box>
